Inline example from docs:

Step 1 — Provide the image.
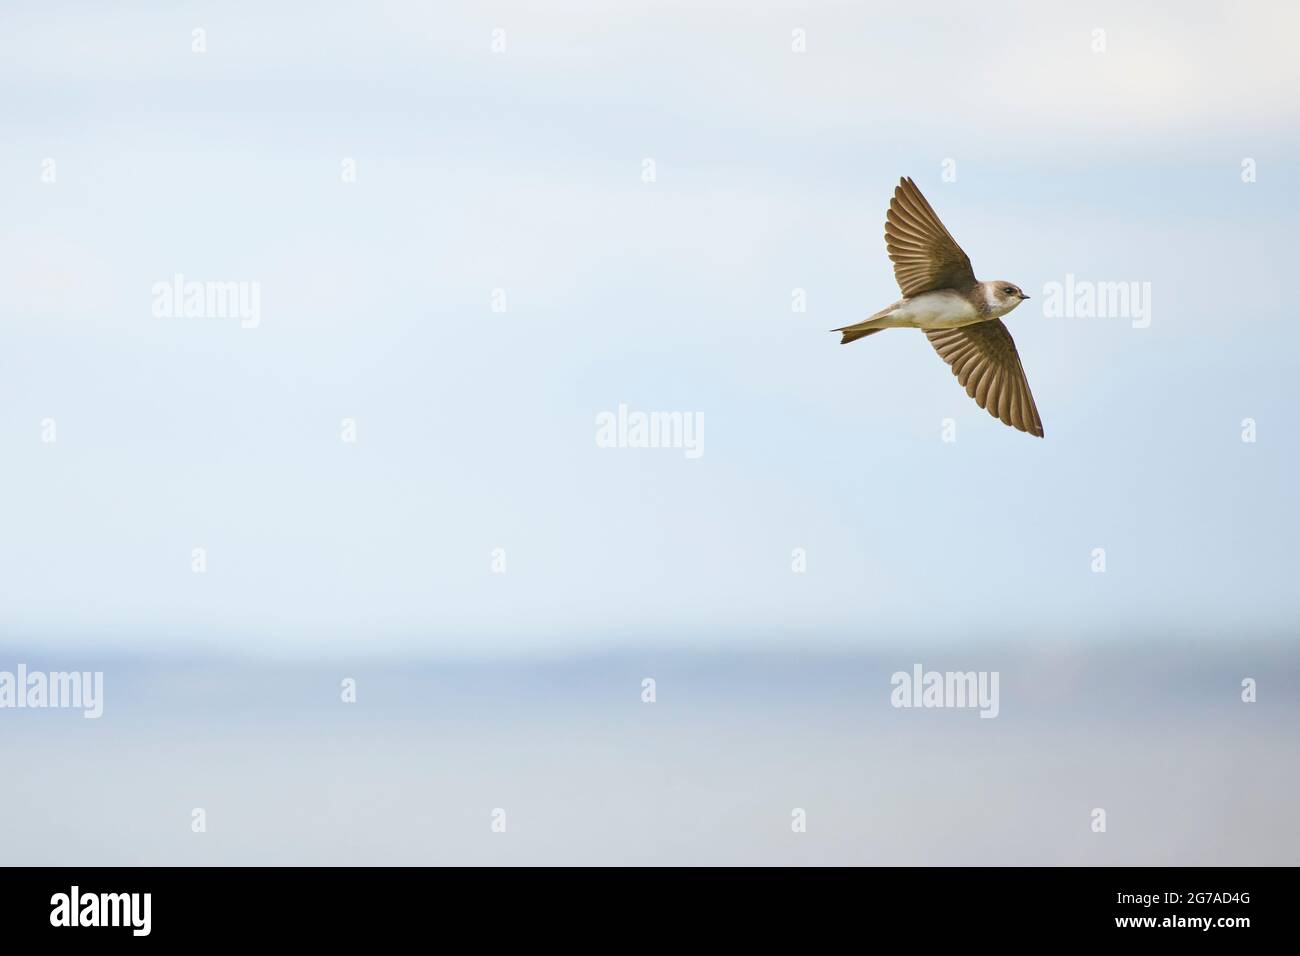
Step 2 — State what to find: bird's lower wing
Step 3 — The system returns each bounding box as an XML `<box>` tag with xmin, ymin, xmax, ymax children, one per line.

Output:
<box><xmin>925</xmin><ymin>321</ymin><xmax>1044</xmax><ymax>437</ymax></box>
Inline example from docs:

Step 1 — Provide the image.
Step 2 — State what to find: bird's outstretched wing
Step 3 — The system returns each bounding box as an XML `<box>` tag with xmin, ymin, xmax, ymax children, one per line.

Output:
<box><xmin>885</xmin><ymin>177</ymin><xmax>976</xmax><ymax>296</ymax></box>
<box><xmin>925</xmin><ymin>320</ymin><xmax>1044</xmax><ymax>437</ymax></box>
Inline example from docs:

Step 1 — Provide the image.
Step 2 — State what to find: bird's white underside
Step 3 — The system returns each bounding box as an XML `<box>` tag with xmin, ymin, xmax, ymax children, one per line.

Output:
<box><xmin>876</xmin><ymin>286</ymin><xmax>1016</xmax><ymax>330</ymax></box>
<box><xmin>879</xmin><ymin>290</ymin><xmax>981</xmax><ymax>329</ymax></box>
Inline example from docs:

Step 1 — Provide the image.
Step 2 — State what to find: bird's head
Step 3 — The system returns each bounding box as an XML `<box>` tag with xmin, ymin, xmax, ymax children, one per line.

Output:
<box><xmin>986</xmin><ymin>281</ymin><xmax>1030</xmax><ymax>316</ymax></box>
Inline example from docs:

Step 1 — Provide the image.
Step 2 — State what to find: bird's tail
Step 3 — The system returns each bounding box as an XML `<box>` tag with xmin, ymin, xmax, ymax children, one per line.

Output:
<box><xmin>833</xmin><ymin>304</ymin><xmax>898</xmax><ymax>345</ymax></box>
<box><xmin>837</xmin><ymin>327</ymin><xmax>883</xmax><ymax>345</ymax></box>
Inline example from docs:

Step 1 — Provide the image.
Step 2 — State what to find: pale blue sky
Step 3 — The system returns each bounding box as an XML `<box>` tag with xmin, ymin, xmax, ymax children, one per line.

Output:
<box><xmin>1</xmin><ymin>0</ymin><xmax>1297</xmax><ymax>657</ymax></box>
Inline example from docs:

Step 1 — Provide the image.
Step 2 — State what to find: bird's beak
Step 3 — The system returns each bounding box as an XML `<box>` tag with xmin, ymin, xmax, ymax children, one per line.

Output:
<box><xmin>1019</xmin><ymin>293</ymin><xmax>1031</xmax><ymax>300</ymax></box>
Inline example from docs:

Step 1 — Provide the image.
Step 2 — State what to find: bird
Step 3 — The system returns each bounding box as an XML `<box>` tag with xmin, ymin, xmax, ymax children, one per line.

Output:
<box><xmin>833</xmin><ymin>177</ymin><xmax>1044</xmax><ymax>437</ymax></box>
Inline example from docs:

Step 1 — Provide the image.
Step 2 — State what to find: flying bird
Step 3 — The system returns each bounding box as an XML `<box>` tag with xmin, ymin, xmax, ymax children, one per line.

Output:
<box><xmin>834</xmin><ymin>177</ymin><xmax>1043</xmax><ymax>437</ymax></box>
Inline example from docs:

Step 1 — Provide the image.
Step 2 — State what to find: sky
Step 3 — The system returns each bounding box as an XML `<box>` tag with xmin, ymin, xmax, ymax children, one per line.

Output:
<box><xmin>1</xmin><ymin>0</ymin><xmax>1297</xmax><ymax>867</ymax></box>
<box><xmin>3</xmin><ymin>0</ymin><xmax>1298</xmax><ymax>658</ymax></box>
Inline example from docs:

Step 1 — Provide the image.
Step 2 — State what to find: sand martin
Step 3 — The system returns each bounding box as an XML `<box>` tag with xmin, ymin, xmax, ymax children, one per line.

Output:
<box><xmin>833</xmin><ymin>177</ymin><xmax>1043</xmax><ymax>437</ymax></box>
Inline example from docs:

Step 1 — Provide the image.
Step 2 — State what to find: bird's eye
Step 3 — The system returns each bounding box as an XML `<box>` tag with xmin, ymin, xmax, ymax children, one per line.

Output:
<box><xmin>1003</xmin><ymin>287</ymin><xmax>1016</xmax><ymax>295</ymax></box>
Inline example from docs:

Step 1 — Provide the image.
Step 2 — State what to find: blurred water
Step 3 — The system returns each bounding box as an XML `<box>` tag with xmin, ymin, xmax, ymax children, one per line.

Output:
<box><xmin>2</xmin><ymin>641</ymin><xmax>1295</xmax><ymax>865</ymax></box>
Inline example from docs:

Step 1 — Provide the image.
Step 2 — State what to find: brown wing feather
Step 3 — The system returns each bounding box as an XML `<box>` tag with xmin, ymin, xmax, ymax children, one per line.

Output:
<box><xmin>885</xmin><ymin>177</ymin><xmax>976</xmax><ymax>297</ymax></box>
<box><xmin>925</xmin><ymin>320</ymin><xmax>1044</xmax><ymax>437</ymax></box>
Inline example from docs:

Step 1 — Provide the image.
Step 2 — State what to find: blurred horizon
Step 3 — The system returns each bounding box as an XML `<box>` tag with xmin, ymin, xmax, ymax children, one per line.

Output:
<box><xmin>1</xmin><ymin>641</ymin><xmax>1297</xmax><ymax>865</ymax></box>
